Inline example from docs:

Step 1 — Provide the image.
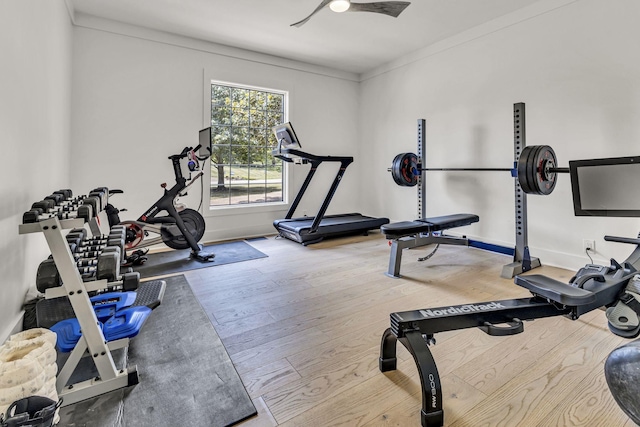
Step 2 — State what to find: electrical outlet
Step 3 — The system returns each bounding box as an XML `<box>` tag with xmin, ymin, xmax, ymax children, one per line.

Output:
<box><xmin>583</xmin><ymin>239</ymin><xmax>595</xmax><ymax>251</ymax></box>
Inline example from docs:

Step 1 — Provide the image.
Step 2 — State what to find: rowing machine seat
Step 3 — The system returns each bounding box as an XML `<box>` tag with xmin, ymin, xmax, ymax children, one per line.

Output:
<box><xmin>514</xmin><ymin>274</ymin><xmax>596</xmax><ymax>306</ymax></box>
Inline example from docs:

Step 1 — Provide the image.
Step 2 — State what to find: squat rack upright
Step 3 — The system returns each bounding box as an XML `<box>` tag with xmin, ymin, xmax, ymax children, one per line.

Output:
<box><xmin>412</xmin><ymin>102</ymin><xmax>542</xmax><ymax>278</ymax></box>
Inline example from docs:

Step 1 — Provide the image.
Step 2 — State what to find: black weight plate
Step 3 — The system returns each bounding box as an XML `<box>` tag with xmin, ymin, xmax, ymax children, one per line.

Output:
<box><xmin>517</xmin><ymin>146</ymin><xmax>536</xmax><ymax>194</ymax></box>
<box><xmin>526</xmin><ymin>145</ymin><xmax>544</xmax><ymax>195</ymax></box>
<box><xmin>532</xmin><ymin>145</ymin><xmax>557</xmax><ymax>195</ymax></box>
<box><xmin>391</xmin><ymin>153</ymin><xmax>405</xmax><ymax>186</ymax></box>
<box><xmin>162</xmin><ymin>208</ymin><xmax>206</xmax><ymax>250</ymax></box>
<box><xmin>391</xmin><ymin>152</ymin><xmax>418</xmax><ymax>187</ymax></box>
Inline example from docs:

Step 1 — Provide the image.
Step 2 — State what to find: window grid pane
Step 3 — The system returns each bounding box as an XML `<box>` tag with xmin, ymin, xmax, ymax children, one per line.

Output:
<box><xmin>210</xmin><ymin>83</ymin><xmax>285</xmax><ymax>207</ymax></box>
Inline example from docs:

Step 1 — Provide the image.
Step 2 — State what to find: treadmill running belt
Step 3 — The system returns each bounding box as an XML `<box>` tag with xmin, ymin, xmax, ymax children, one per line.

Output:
<box><xmin>274</xmin><ymin>213</ymin><xmax>389</xmax><ymax>245</ymax></box>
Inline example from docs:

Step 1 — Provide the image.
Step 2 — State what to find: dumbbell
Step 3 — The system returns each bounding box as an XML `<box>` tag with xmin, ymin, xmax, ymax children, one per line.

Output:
<box><xmin>76</xmin><ymin>249</ymin><xmax>140</xmax><ymax>291</ymax></box>
<box><xmin>36</xmin><ymin>250</ymin><xmax>139</xmax><ymax>292</ymax></box>
<box><xmin>32</xmin><ymin>200</ymin><xmax>82</xmax><ymax>215</ymax></box>
<box><xmin>67</xmin><ymin>225</ymin><xmax>126</xmax><ymax>241</ymax></box>
<box><xmin>54</xmin><ymin>242</ymin><xmax>122</xmax><ymax>265</ymax></box>
<box><xmin>71</xmin><ymin>242</ymin><xmax>125</xmax><ymax>265</ymax></box>
<box><xmin>32</xmin><ymin>194</ymin><xmax>76</xmax><ymax>210</ymax></box>
<box><xmin>24</xmin><ymin>190</ymin><xmax>91</xmax><ymax>218</ymax></box>
<box><xmin>22</xmin><ymin>188</ymin><xmax>109</xmax><ymax>224</ymax></box>
<box><xmin>67</xmin><ymin>227</ymin><xmax>126</xmax><ymax>252</ymax></box>
<box><xmin>23</xmin><ymin>202</ymin><xmax>93</xmax><ymax>224</ymax></box>
<box><xmin>88</xmin><ymin>189</ymin><xmax>109</xmax><ymax>212</ymax></box>
<box><xmin>68</xmin><ymin>232</ymin><xmax>125</xmax><ymax>249</ymax></box>
<box><xmin>32</xmin><ymin>191</ymin><xmax>83</xmax><ymax>214</ymax></box>
<box><xmin>50</xmin><ymin>193</ymin><xmax>102</xmax><ymax>217</ymax></box>
<box><xmin>68</xmin><ymin>229</ymin><xmax>128</xmax><ymax>266</ymax></box>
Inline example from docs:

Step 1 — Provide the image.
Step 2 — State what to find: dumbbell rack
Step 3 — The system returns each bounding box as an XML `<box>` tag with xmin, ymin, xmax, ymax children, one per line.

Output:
<box><xmin>19</xmin><ymin>213</ymin><xmax>139</xmax><ymax>407</ymax></box>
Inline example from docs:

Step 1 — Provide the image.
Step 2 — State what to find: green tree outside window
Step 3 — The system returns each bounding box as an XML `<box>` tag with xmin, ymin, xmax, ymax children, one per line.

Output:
<box><xmin>209</xmin><ymin>83</ymin><xmax>286</xmax><ymax>206</ymax></box>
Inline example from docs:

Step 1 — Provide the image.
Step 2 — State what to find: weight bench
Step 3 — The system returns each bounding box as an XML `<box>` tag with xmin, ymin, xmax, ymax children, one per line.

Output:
<box><xmin>381</xmin><ymin>213</ymin><xmax>479</xmax><ymax>277</ymax></box>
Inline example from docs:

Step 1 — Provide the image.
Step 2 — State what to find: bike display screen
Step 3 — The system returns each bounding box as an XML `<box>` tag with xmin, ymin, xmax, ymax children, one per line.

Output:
<box><xmin>199</xmin><ymin>127</ymin><xmax>212</xmax><ymax>159</ymax></box>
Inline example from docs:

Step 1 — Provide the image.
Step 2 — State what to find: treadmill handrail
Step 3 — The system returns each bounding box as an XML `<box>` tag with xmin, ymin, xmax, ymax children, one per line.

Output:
<box><xmin>272</xmin><ymin>147</ymin><xmax>354</xmax><ymax>164</ymax></box>
<box><xmin>310</xmin><ymin>158</ymin><xmax>352</xmax><ymax>233</ymax></box>
<box><xmin>278</xmin><ymin>148</ymin><xmax>354</xmax><ymax>234</ymax></box>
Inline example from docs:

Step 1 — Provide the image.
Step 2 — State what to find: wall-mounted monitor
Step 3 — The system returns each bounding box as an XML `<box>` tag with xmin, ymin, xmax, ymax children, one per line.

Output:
<box><xmin>272</xmin><ymin>122</ymin><xmax>302</xmax><ymax>150</ymax></box>
<box><xmin>570</xmin><ymin>156</ymin><xmax>640</xmax><ymax>217</ymax></box>
<box><xmin>199</xmin><ymin>127</ymin><xmax>212</xmax><ymax>158</ymax></box>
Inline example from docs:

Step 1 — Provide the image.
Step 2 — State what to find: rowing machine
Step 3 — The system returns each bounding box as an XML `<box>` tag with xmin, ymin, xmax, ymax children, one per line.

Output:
<box><xmin>379</xmin><ymin>233</ymin><xmax>640</xmax><ymax>427</ymax></box>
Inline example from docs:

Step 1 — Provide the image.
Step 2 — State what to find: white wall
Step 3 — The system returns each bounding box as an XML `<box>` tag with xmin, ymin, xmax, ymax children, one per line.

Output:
<box><xmin>0</xmin><ymin>0</ymin><xmax>73</xmax><ymax>341</ymax></box>
<box><xmin>70</xmin><ymin>16</ymin><xmax>361</xmax><ymax>242</ymax></box>
<box><xmin>360</xmin><ymin>0</ymin><xmax>640</xmax><ymax>271</ymax></box>
<box><xmin>5</xmin><ymin>0</ymin><xmax>637</xmax><ymax>342</ymax></box>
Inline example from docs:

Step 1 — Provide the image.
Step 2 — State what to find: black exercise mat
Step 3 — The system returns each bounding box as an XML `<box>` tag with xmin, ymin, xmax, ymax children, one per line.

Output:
<box><xmin>132</xmin><ymin>240</ymin><xmax>267</xmax><ymax>278</ymax></box>
<box><xmin>57</xmin><ymin>274</ymin><xmax>257</xmax><ymax>427</ymax></box>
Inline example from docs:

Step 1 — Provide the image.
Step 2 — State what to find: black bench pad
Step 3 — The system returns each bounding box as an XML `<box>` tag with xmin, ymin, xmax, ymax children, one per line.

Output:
<box><xmin>381</xmin><ymin>214</ymin><xmax>479</xmax><ymax>239</ymax></box>
<box><xmin>515</xmin><ymin>274</ymin><xmax>596</xmax><ymax>306</ymax></box>
<box><xmin>381</xmin><ymin>221</ymin><xmax>429</xmax><ymax>237</ymax></box>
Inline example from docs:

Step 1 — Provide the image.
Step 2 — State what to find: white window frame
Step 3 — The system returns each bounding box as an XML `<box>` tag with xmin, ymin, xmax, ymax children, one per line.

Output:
<box><xmin>202</xmin><ymin>77</ymin><xmax>292</xmax><ymax>216</ymax></box>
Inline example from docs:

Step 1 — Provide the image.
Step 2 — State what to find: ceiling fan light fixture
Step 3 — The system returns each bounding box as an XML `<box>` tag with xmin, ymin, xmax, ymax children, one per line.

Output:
<box><xmin>329</xmin><ymin>0</ymin><xmax>351</xmax><ymax>13</ymax></box>
<box><xmin>291</xmin><ymin>0</ymin><xmax>410</xmax><ymax>27</ymax></box>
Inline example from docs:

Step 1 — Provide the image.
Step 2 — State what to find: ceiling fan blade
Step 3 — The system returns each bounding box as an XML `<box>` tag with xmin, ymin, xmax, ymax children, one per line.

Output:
<box><xmin>347</xmin><ymin>1</ymin><xmax>411</xmax><ymax>18</ymax></box>
<box><xmin>291</xmin><ymin>0</ymin><xmax>333</xmax><ymax>27</ymax></box>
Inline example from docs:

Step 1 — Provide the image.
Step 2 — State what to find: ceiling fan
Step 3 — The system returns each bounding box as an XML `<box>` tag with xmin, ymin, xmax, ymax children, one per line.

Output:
<box><xmin>291</xmin><ymin>0</ymin><xmax>411</xmax><ymax>28</ymax></box>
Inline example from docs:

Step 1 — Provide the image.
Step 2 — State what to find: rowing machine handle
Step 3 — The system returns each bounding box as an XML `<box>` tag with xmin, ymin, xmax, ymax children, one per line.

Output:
<box><xmin>479</xmin><ymin>319</ymin><xmax>524</xmax><ymax>336</ymax></box>
<box><xmin>604</xmin><ymin>235</ymin><xmax>640</xmax><ymax>246</ymax></box>
<box><xmin>570</xmin><ymin>272</ymin><xmax>606</xmax><ymax>288</ymax></box>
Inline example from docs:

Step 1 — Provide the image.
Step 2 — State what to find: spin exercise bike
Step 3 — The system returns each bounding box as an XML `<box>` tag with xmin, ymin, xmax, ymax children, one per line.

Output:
<box><xmin>108</xmin><ymin>128</ymin><xmax>215</xmax><ymax>263</ymax></box>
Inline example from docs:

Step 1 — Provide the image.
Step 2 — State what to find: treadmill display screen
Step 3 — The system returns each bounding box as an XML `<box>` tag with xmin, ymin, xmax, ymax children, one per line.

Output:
<box><xmin>569</xmin><ymin>156</ymin><xmax>640</xmax><ymax>217</ymax></box>
<box><xmin>272</xmin><ymin>122</ymin><xmax>301</xmax><ymax>149</ymax></box>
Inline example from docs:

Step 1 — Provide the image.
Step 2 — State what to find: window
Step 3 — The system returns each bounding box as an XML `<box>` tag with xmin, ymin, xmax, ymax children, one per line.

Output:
<box><xmin>209</xmin><ymin>82</ymin><xmax>287</xmax><ymax>207</ymax></box>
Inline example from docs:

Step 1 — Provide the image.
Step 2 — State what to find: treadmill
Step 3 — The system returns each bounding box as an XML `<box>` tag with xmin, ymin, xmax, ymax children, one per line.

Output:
<box><xmin>272</xmin><ymin>122</ymin><xmax>389</xmax><ymax>245</ymax></box>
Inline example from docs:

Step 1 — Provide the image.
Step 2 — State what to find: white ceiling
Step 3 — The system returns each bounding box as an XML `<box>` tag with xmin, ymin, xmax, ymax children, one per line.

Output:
<box><xmin>68</xmin><ymin>0</ymin><xmax>543</xmax><ymax>75</ymax></box>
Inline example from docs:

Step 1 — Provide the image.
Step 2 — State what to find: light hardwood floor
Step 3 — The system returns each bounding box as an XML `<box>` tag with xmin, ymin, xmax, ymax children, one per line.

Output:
<box><xmin>182</xmin><ymin>233</ymin><xmax>635</xmax><ymax>426</ymax></box>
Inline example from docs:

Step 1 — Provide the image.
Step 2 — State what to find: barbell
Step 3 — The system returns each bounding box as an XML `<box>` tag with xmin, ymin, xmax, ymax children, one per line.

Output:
<box><xmin>389</xmin><ymin>145</ymin><xmax>569</xmax><ymax>195</ymax></box>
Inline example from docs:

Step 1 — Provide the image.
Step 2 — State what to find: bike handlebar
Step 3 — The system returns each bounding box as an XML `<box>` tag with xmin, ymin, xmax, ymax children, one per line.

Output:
<box><xmin>169</xmin><ymin>146</ymin><xmax>197</xmax><ymax>160</ymax></box>
<box><xmin>169</xmin><ymin>145</ymin><xmax>209</xmax><ymax>161</ymax></box>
